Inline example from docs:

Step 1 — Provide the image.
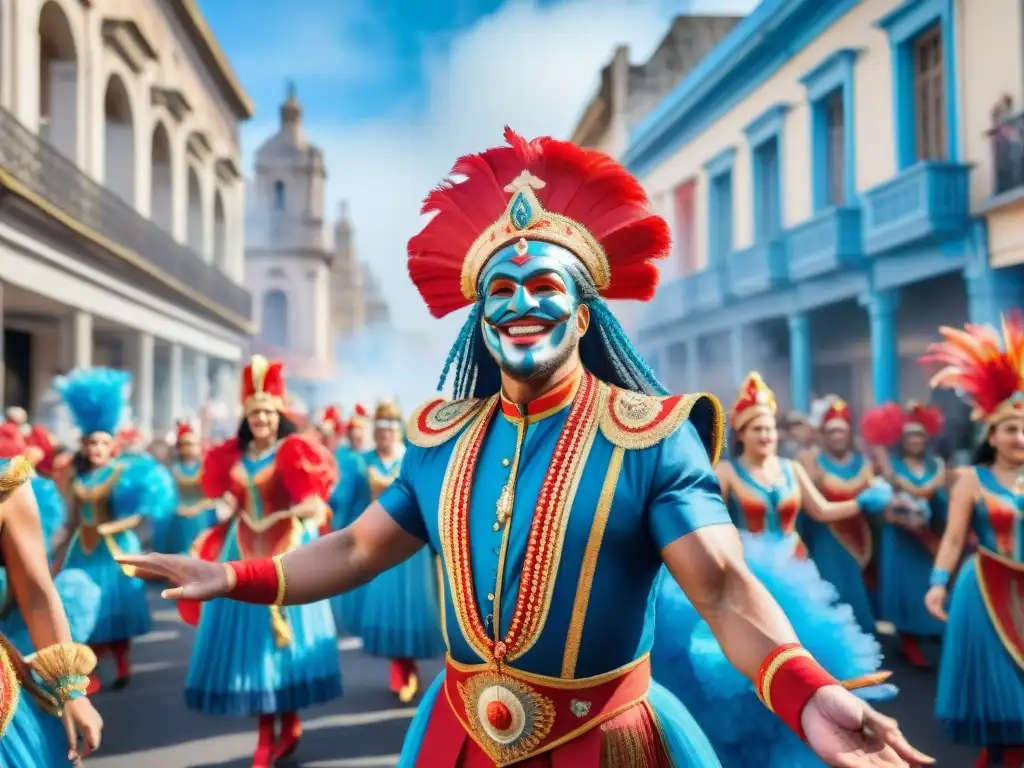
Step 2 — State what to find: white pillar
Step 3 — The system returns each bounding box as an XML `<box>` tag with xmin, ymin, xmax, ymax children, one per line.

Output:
<box><xmin>194</xmin><ymin>351</ymin><xmax>210</xmax><ymax>407</ymax></box>
<box><xmin>135</xmin><ymin>331</ymin><xmax>154</xmax><ymax>433</ymax></box>
<box><xmin>71</xmin><ymin>311</ymin><xmax>93</xmax><ymax>369</ymax></box>
<box><xmin>168</xmin><ymin>342</ymin><xmax>183</xmax><ymax>421</ymax></box>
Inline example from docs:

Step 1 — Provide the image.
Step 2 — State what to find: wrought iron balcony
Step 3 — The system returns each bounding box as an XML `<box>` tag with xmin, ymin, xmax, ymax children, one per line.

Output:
<box><xmin>725</xmin><ymin>238</ymin><xmax>788</xmax><ymax>297</ymax></box>
<box><xmin>862</xmin><ymin>162</ymin><xmax>970</xmax><ymax>255</ymax></box>
<box><xmin>990</xmin><ymin>111</ymin><xmax>1024</xmax><ymax>197</ymax></box>
<box><xmin>786</xmin><ymin>207</ymin><xmax>864</xmax><ymax>280</ymax></box>
<box><xmin>0</xmin><ymin>106</ymin><xmax>253</xmax><ymax>328</ymax></box>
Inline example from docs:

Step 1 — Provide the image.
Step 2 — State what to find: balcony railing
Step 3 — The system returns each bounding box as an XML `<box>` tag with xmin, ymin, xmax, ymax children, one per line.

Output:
<box><xmin>725</xmin><ymin>238</ymin><xmax>788</xmax><ymax>297</ymax></box>
<box><xmin>862</xmin><ymin>162</ymin><xmax>970</xmax><ymax>255</ymax></box>
<box><xmin>0</xmin><ymin>106</ymin><xmax>253</xmax><ymax>326</ymax></box>
<box><xmin>686</xmin><ymin>263</ymin><xmax>726</xmax><ymax>312</ymax></box>
<box><xmin>785</xmin><ymin>206</ymin><xmax>863</xmax><ymax>280</ymax></box>
<box><xmin>990</xmin><ymin>111</ymin><xmax>1024</xmax><ymax>197</ymax></box>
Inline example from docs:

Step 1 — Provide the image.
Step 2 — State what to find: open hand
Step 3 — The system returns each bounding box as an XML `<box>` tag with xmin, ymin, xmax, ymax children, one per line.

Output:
<box><xmin>923</xmin><ymin>585</ymin><xmax>947</xmax><ymax>621</ymax></box>
<box><xmin>114</xmin><ymin>553</ymin><xmax>232</xmax><ymax>601</ymax></box>
<box><xmin>63</xmin><ymin>696</ymin><xmax>102</xmax><ymax>766</ymax></box>
<box><xmin>803</xmin><ymin>685</ymin><xmax>933</xmax><ymax>766</ymax></box>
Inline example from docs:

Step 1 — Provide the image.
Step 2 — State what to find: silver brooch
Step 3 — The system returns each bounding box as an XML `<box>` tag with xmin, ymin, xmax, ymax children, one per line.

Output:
<box><xmin>569</xmin><ymin>699</ymin><xmax>591</xmax><ymax>718</ymax></box>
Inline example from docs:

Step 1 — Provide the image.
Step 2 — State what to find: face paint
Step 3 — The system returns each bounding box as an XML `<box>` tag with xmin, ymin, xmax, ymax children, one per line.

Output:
<box><xmin>479</xmin><ymin>240</ymin><xmax>583</xmax><ymax>379</ymax></box>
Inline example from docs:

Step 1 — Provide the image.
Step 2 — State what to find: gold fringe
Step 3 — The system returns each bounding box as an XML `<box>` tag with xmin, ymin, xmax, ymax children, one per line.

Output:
<box><xmin>269</xmin><ymin>605</ymin><xmax>293</xmax><ymax>647</ymax></box>
<box><xmin>0</xmin><ymin>456</ymin><xmax>34</xmax><ymax>495</ymax></box>
<box><xmin>0</xmin><ymin>640</ymin><xmax>21</xmax><ymax>737</ymax></box>
<box><xmin>599</xmin><ymin>702</ymin><xmax>668</xmax><ymax>768</ymax></box>
<box><xmin>30</xmin><ymin>643</ymin><xmax>98</xmax><ymax>684</ymax></box>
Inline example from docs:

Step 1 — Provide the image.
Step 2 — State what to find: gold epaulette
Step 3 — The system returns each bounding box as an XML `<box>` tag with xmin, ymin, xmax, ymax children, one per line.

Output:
<box><xmin>0</xmin><ymin>456</ymin><xmax>34</xmax><ymax>496</ymax></box>
<box><xmin>405</xmin><ymin>395</ymin><xmax>493</xmax><ymax>449</ymax></box>
<box><xmin>597</xmin><ymin>383</ymin><xmax>725</xmax><ymax>464</ymax></box>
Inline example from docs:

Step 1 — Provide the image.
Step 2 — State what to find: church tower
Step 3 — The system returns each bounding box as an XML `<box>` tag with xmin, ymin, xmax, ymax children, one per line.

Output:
<box><xmin>245</xmin><ymin>84</ymin><xmax>333</xmax><ymax>390</ymax></box>
<box><xmin>330</xmin><ymin>201</ymin><xmax>365</xmax><ymax>338</ymax></box>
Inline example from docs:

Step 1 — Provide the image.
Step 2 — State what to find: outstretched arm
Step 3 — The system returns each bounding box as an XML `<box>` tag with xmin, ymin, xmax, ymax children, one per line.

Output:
<box><xmin>790</xmin><ymin>461</ymin><xmax>861</xmax><ymax>523</ymax></box>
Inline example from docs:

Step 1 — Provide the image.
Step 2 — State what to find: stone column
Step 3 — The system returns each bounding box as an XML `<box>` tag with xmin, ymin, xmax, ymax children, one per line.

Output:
<box><xmin>730</xmin><ymin>325</ymin><xmax>746</xmax><ymax>388</ymax></box>
<box><xmin>860</xmin><ymin>290</ymin><xmax>900</xmax><ymax>405</ymax></box>
<box><xmin>787</xmin><ymin>313</ymin><xmax>812</xmax><ymax>414</ymax></box>
<box><xmin>135</xmin><ymin>331</ymin><xmax>154</xmax><ymax>433</ymax></box>
<box><xmin>71</xmin><ymin>311</ymin><xmax>93</xmax><ymax>369</ymax></box>
<box><xmin>168</xmin><ymin>342</ymin><xmax>183</xmax><ymax>424</ymax></box>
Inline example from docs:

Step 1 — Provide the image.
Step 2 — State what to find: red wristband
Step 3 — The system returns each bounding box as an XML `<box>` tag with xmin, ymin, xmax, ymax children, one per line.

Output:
<box><xmin>227</xmin><ymin>558</ymin><xmax>281</xmax><ymax>605</ymax></box>
<box><xmin>756</xmin><ymin>642</ymin><xmax>838</xmax><ymax>741</ymax></box>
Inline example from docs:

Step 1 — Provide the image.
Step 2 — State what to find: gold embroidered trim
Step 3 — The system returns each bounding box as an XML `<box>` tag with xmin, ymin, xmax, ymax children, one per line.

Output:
<box><xmin>406</xmin><ymin>397</ymin><xmax>487</xmax><ymax>448</ymax></box>
<box><xmin>0</xmin><ymin>642</ymin><xmax>20</xmax><ymax>738</ymax></box>
<box><xmin>436</xmin><ymin>555</ymin><xmax>450</xmax><ymax>653</ymax></box>
<box><xmin>974</xmin><ymin>548</ymin><xmax>1024</xmax><ymax>671</ymax></box>
<box><xmin>272</xmin><ymin>554</ymin><xmax>288</xmax><ymax>606</ymax></box>
<box><xmin>561</xmin><ymin>445</ymin><xmax>625</xmax><ymax>678</ymax></box>
<box><xmin>757</xmin><ymin>647</ymin><xmax>812</xmax><ymax>711</ymax></box>
<box><xmin>456</xmin><ymin>669</ymin><xmax>557</xmax><ymax>763</ymax></box>
<box><xmin>0</xmin><ymin>456</ymin><xmax>33</xmax><ymax>495</ymax></box>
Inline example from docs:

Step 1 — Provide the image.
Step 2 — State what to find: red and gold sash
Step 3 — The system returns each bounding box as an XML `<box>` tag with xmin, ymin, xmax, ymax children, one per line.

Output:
<box><xmin>975</xmin><ymin>548</ymin><xmax>1024</xmax><ymax>671</ymax></box>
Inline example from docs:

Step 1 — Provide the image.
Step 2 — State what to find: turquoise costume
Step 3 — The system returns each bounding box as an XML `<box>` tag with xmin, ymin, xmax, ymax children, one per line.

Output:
<box><xmin>183</xmin><ymin>435</ymin><xmax>342</xmax><ymax>717</ymax></box>
<box><xmin>802</xmin><ymin>451</ymin><xmax>877</xmax><ymax>635</ymax></box>
<box><xmin>158</xmin><ymin>460</ymin><xmax>217</xmax><ymax>555</ymax></box>
<box><xmin>30</xmin><ymin>475</ymin><xmax>65</xmax><ymax>559</ymax></box>
<box><xmin>879</xmin><ymin>456</ymin><xmax>946</xmax><ymax>638</ymax></box>
<box><xmin>935</xmin><ymin>466</ymin><xmax>1024</xmax><ymax>746</ymax></box>
<box><xmin>328</xmin><ymin>445</ymin><xmax>370</xmax><ymax>634</ymax></box>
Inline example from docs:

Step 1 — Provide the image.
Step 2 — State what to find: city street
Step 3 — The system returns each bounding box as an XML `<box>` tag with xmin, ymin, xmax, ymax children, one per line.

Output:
<box><xmin>88</xmin><ymin>591</ymin><xmax>975</xmax><ymax>767</ymax></box>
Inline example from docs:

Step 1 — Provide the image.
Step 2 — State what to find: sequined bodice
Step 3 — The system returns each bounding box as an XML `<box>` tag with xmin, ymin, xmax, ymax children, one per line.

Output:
<box><xmin>230</xmin><ymin>445</ymin><xmax>287</xmax><ymax>520</ymax></box>
<box><xmin>727</xmin><ymin>459</ymin><xmax>801</xmax><ymax>535</ymax></box>
<box><xmin>72</xmin><ymin>463</ymin><xmax>121</xmax><ymax>526</ymax></box>
<box><xmin>973</xmin><ymin>467</ymin><xmax>1024</xmax><ymax>561</ymax></box>
<box><xmin>173</xmin><ymin>461</ymin><xmax>204</xmax><ymax>504</ymax></box>
<box><xmin>815</xmin><ymin>453</ymin><xmax>872</xmax><ymax>502</ymax></box>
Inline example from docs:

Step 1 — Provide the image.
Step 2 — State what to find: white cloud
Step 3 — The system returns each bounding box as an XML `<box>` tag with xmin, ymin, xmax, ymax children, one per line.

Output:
<box><xmin>242</xmin><ymin>0</ymin><xmax>757</xmax><ymax>405</ymax></box>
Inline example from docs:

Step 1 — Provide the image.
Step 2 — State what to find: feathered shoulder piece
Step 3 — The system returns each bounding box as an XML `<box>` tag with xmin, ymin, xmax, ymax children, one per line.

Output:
<box><xmin>408</xmin><ymin>127</ymin><xmax>670</xmax><ymax>317</ymax></box>
<box><xmin>859</xmin><ymin>403</ymin><xmax>905</xmax><ymax>448</ymax></box>
<box><xmin>920</xmin><ymin>314</ymin><xmax>1024</xmax><ymax>423</ymax></box>
<box><xmin>200</xmin><ymin>437</ymin><xmax>243</xmax><ymax>500</ymax></box>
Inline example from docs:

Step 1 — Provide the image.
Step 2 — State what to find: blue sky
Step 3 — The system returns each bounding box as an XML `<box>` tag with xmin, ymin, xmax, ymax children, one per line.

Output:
<box><xmin>198</xmin><ymin>0</ymin><xmax>757</xmax><ymax>402</ymax></box>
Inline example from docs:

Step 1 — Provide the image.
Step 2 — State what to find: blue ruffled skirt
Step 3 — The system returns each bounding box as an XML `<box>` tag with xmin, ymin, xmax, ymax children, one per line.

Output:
<box><xmin>652</xmin><ymin>533</ymin><xmax>894</xmax><ymax>767</ymax></box>
<box><xmin>800</xmin><ymin>519</ymin><xmax>876</xmax><ymax>636</ymax></box>
<box><xmin>184</xmin><ymin>522</ymin><xmax>343</xmax><ymax>717</ymax></box>
<box><xmin>878</xmin><ymin>525</ymin><xmax>943</xmax><ymax>637</ymax></box>
<box><xmin>158</xmin><ymin>508</ymin><xmax>218</xmax><ymax>555</ymax></box>
<box><xmin>395</xmin><ymin>672</ymin><xmax>722</xmax><ymax>767</ymax></box>
<box><xmin>0</xmin><ymin>692</ymin><xmax>71</xmax><ymax>767</ymax></box>
<box><xmin>357</xmin><ymin>547</ymin><xmax>445</xmax><ymax>659</ymax></box>
<box><xmin>936</xmin><ymin>556</ymin><xmax>1024</xmax><ymax>745</ymax></box>
<box><xmin>62</xmin><ymin>532</ymin><xmax>150</xmax><ymax>645</ymax></box>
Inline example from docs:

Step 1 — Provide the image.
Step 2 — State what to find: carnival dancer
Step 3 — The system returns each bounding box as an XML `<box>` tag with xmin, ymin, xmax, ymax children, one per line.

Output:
<box><xmin>800</xmin><ymin>397</ymin><xmax>877</xmax><ymax>635</ymax></box>
<box><xmin>654</xmin><ymin>372</ymin><xmax>895</xmax><ymax>766</ymax></box>
<box><xmin>861</xmin><ymin>402</ymin><xmax>946</xmax><ymax>668</ymax></box>
<box><xmin>120</xmin><ymin>129</ymin><xmax>929</xmax><ymax>768</ymax></box>
<box><xmin>158</xmin><ymin>420</ymin><xmax>218</xmax><ymax>555</ymax></box>
<box><xmin>355</xmin><ymin>401</ymin><xmax>444</xmax><ymax>701</ymax></box>
<box><xmin>176</xmin><ymin>356</ymin><xmax>342</xmax><ymax>768</ymax></box>
<box><xmin>328</xmin><ymin>404</ymin><xmax>371</xmax><ymax>634</ymax></box>
<box><xmin>319</xmin><ymin>405</ymin><xmax>345</xmax><ymax>452</ymax></box>
<box><xmin>0</xmin><ymin>423</ymin><xmax>66</xmax><ymax>558</ymax></box>
<box><xmin>921</xmin><ymin>317</ymin><xmax>1024</xmax><ymax>767</ymax></box>
<box><xmin>54</xmin><ymin>368</ymin><xmax>174</xmax><ymax>692</ymax></box>
<box><xmin>0</xmin><ymin>454</ymin><xmax>103</xmax><ymax>766</ymax></box>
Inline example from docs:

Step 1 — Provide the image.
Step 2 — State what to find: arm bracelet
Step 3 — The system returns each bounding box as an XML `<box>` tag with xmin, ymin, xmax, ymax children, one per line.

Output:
<box><xmin>30</xmin><ymin>643</ymin><xmax>96</xmax><ymax>705</ymax></box>
<box><xmin>226</xmin><ymin>554</ymin><xmax>287</xmax><ymax>606</ymax></box>
<box><xmin>929</xmin><ymin>568</ymin><xmax>950</xmax><ymax>588</ymax></box>
<box><xmin>756</xmin><ymin>642</ymin><xmax>838</xmax><ymax>741</ymax></box>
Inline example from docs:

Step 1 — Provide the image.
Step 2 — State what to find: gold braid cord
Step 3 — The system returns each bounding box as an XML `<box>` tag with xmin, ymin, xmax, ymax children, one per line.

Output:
<box><xmin>0</xmin><ymin>456</ymin><xmax>34</xmax><ymax>495</ymax></box>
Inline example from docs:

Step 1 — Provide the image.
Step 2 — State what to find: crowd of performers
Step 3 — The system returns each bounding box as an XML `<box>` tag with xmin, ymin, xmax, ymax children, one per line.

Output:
<box><xmin>0</xmin><ymin>129</ymin><xmax>1021</xmax><ymax>768</ymax></box>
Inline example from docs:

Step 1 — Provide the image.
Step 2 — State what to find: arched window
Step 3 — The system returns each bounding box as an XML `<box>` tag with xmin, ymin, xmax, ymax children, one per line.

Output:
<box><xmin>273</xmin><ymin>180</ymin><xmax>285</xmax><ymax>210</ymax></box>
<box><xmin>261</xmin><ymin>290</ymin><xmax>288</xmax><ymax>347</ymax></box>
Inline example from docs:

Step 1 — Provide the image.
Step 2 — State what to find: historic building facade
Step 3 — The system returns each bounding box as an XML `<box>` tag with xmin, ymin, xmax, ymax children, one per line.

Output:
<box><xmin>0</xmin><ymin>0</ymin><xmax>253</xmax><ymax>437</ymax></box>
<box><xmin>624</xmin><ymin>0</ymin><xmax>1018</xmax><ymax>422</ymax></box>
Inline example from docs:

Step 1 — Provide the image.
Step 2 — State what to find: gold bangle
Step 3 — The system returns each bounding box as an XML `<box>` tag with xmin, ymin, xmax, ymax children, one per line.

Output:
<box><xmin>272</xmin><ymin>554</ymin><xmax>288</xmax><ymax>606</ymax></box>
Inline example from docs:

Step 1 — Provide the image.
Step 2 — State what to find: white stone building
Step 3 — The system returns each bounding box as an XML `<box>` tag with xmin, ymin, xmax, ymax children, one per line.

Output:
<box><xmin>0</xmin><ymin>0</ymin><xmax>254</xmax><ymax>438</ymax></box>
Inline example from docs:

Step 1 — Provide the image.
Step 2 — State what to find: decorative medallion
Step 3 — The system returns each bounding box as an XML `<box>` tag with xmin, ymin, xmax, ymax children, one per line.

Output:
<box><xmin>459</xmin><ymin>671</ymin><xmax>556</xmax><ymax>762</ymax></box>
<box><xmin>510</xmin><ymin>194</ymin><xmax>533</xmax><ymax>229</ymax></box>
<box><xmin>569</xmin><ymin>699</ymin><xmax>591</xmax><ymax>718</ymax></box>
<box><xmin>406</xmin><ymin>397</ymin><xmax>489</xmax><ymax>448</ymax></box>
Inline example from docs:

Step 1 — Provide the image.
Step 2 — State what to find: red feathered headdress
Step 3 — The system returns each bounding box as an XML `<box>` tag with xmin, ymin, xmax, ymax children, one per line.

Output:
<box><xmin>860</xmin><ymin>403</ymin><xmax>906</xmax><ymax>448</ymax></box>
<box><xmin>176</xmin><ymin>420</ymin><xmax>196</xmax><ymax>442</ymax></box>
<box><xmin>407</xmin><ymin>128</ymin><xmax>670</xmax><ymax>318</ymax></box>
<box><xmin>0</xmin><ymin>422</ymin><xmax>27</xmax><ymax>460</ymax></box>
<box><xmin>822</xmin><ymin>397</ymin><xmax>852</xmax><ymax>431</ymax></box>
<box><xmin>920</xmin><ymin>313</ymin><xmax>1024</xmax><ymax>423</ymax></box>
<box><xmin>241</xmin><ymin>355</ymin><xmax>286</xmax><ymax>414</ymax></box>
<box><xmin>347</xmin><ymin>403</ymin><xmax>369</xmax><ymax>430</ymax></box>
<box><xmin>729</xmin><ymin>372</ymin><xmax>777</xmax><ymax>431</ymax></box>
<box><xmin>320</xmin><ymin>405</ymin><xmax>343</xmax><ymax>435</ymax></box>
<box><xmin>903</xmin><ymin>401</ymin><xmax>944</xmax><ymax>437</ymax></box>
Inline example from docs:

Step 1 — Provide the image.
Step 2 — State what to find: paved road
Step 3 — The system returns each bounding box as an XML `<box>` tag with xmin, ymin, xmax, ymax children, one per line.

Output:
<box><xmin>88</xmin><ymin>591</ymin><xmax>975</xmax><ymax>767</ymax></box>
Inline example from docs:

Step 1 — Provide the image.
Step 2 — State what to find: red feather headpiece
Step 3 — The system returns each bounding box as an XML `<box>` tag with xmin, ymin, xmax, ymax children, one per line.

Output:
<box><xmin>903</xmin><ymin>401</ymin><xmax>944</xmax><ymax>437</ymax></box>
<box><xmin>241</xmin><ymin>355</ymin><xmax>286</xmax><ymax>414</ymax></box>
<box><xmin>920</xmin><ymin>313</ymin><xmax>1024</xmax><ymax>423</ymax></box>
<box><xmin>729</xmin><ymin>372</ymin><xmax>777</xmax><ymax>431</ymax></box>
<box><xmin>0</xmin><ymin>422</ymin><xmax>27</xmax><ymax>460</ymax></box>
<box><xmin>347</xmin><ymin>403</ymin><xmax>369</xmax><ymax>431</ymax></box>
<box><xmin>822</xmin><ymin>397</ymin><xmax>852</xmax><ymax>431</ymax></box>
<box><xmin>320</xmin><ymin>405</ymin><xmax>343</xmax><ymax>435</ymax></box>
<box><xmin>407</xmin><ymin>127</ymin><xmax>670</xmax><ymax>318</ymax></box>
<box><xmin>860</xmin><ymin>403</ymin><xmax>907</xmax><ymax>448</ymax></box>
<box><xmin>176</xmin><ymin>420</ymin><xmax>196</xmax><ymax>442</ymax></box>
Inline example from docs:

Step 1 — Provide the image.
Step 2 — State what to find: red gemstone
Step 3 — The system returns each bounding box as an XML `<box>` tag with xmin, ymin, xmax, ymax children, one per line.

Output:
<box><xmin>486</xmin><ymin>699</ymin><xmax>513</xmax><ymax>731</ymax></box>
<box><xmin>494</xmin><ymin>641</ymin><xmax>507</xmax><ymax>660</ymax></box>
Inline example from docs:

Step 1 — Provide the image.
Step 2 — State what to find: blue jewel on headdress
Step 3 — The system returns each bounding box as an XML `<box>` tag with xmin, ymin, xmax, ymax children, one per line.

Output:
<box><xmin>510</xmin><ymin>192</ymin><xmax>532</xmax><ymax>230</ymax></box>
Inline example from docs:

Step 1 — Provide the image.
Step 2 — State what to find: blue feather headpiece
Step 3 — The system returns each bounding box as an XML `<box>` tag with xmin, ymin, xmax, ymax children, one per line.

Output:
<box><xmin>56</xmin><ymin>368</ymin><xmax>131</xmax><ymax>436</ymax></box>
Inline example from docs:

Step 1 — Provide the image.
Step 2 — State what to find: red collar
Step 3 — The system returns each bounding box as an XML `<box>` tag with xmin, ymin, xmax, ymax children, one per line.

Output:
<box><xmin>500</xmin><ymin>367</ymin><xmax>583</xmax><ymax>421</ymax></box>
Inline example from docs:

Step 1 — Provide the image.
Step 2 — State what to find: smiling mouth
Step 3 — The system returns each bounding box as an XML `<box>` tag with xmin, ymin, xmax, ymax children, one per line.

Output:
<box><xmin>495</xmin><ymin>319</ymin><xmax>556</xmax><ymax>345</ymax></box>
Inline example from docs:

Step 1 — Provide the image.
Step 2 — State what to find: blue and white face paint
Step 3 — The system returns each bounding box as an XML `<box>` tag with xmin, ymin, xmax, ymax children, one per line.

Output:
<box><xmin>479</xmin><ymin>240</ymin><xmax>585</xmax><ymax>380</ymax></box>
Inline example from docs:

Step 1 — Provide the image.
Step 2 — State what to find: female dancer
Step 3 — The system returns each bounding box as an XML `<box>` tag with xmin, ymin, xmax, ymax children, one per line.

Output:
<box><xmin>178</xmin><ymin>356</ymin><xmax>341</xmax><ymax>768</ymax></box>
<box><xmin>159</xmin><ymin>421</ymin><xmax>217</xmax><ymax>555</ymax></box>
<box><xmin>328</xmin><ymin>404</ymin><xmax>370</xmax><ymax>635</ymax></box>
<box><xmin>318</xmin><ymin>405</ymin><xmax>344</xmax><ymax>452</ymax></box>
<box><xmin>800</xmin><ymin>397</ymin><xmax>877</xmax><ymax>635</ymax></box>
<box><xmin>922</xmin><ymin>317</ymin><xmax>1024</xmax><ymax>767</ymax></box>
<box><xmin>653</xmin><ymin>372</ymin><xmax>895</xmax><ymax>766</ymax></box>
<box><xmin>0</xmin><ymin>453</ymin><xmax>103</xmax><ymax>766</ymax></box>
<box><xmin>354</xmin><ymin>402</ymin><xmax>444</xmax><ymax>702</ymax></box>
<box><xmin>861</xmin><ymin>402</ymin><xmax>946</xmax><ymax>667</ymax></box>
<box><xmin>54</xmin><ymin>368</ymin><xmax>174</xmax><ymax>691</ymax></box>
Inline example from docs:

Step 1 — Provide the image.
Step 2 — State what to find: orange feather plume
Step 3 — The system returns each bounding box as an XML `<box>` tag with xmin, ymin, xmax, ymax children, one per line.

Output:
<box><xmin>920</xmin><ymin>313</ymin><xmax>1024</xmax><ymax>421</ymax></box>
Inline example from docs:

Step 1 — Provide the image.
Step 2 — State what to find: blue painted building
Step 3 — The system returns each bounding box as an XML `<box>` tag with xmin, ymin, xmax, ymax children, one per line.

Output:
<box><xmin>620</xmin><ymin>0</ymin><xmax>1024</xmax><ymax>418</ymax></box>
